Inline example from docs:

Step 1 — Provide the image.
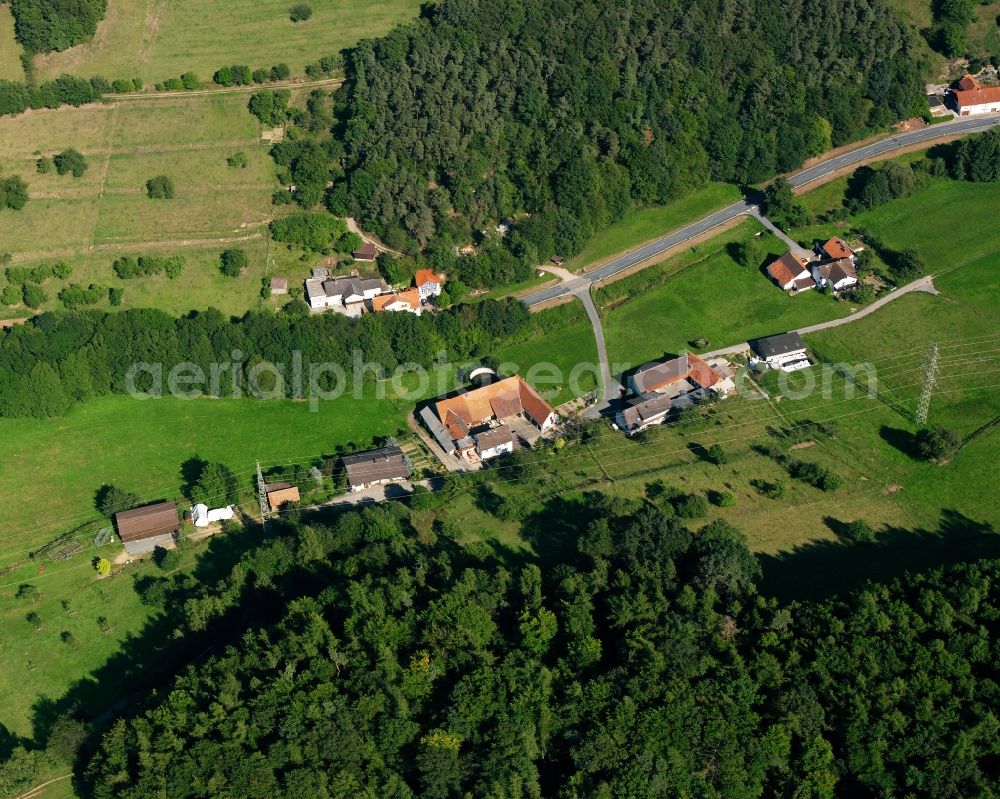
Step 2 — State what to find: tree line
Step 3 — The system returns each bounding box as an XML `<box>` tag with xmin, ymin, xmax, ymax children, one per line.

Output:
<box><xmin>0</xmin><ymin>297</ymin><xmax>585</xmax><ymax>417</ymax></box>
<box><xmin>10</xmin><ymin>0</ymin><xmax>106</xmax><ymax>53</ymax></box>
<box><xmin>71</xmin><ymin>489</ymin><xmax>1000</xmax><ymax>798</ymax></box>
<box><xmin>315</xmin><ymin>0</ymin><xmax>923</xmax><ymax>270</ymax></box>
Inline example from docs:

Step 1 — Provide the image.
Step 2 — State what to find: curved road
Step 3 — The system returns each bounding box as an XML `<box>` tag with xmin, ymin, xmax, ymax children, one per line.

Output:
<box><xmin>523</xmin><ymin>115</ymin><xmax>1000</xmax><ymax>307</ymax></box>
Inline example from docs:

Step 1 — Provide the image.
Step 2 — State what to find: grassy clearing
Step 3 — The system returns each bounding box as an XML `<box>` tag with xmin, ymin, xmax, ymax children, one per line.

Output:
<box><xmin>791</xmin><ymin>176</ymin><xmax>1000</xmax><ymax>275</ymax></box>
<box><xmin>494</xmin><ymin>315</ymin><xmax>599</xmax><ymax>406</ymax></box>
<box><xmin>32</xmin><ymin>0</ymin><xmax>422</xmax><ymax>85</ymax></box>
<box><xmin>0</xmin><ymin>390</ymin><xmax>415</xmax><ymax>550</ymax></box>
<box><xmin>0</xmin><ymin>2</ymin><xmax>24</xmax><ymax>80</ymax></box>
<box><xmin>0</xmin><ymin>94</ymin><xmax>283</xmax><ymax>313</ymax></box>
<box><xmin>0</xmin><ymin>549</ymin><xmax>158</xmax><ymax>738</ymax></box>
<box><xmin>564</xmin><ymin>183</ymin><xmax>743</xmax><ymax>273</ymax></box>
<box><xmin>599</xmin><ymin>221</ymin><xmax>853</xmax><ymax>367</ymax></box>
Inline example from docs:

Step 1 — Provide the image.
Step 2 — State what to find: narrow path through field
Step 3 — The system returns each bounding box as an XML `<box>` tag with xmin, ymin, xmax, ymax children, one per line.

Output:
<box><xmin>11</xmin><ymin>229</ymin><xmax>269</xmax><ymax>263</ymax></box>
<box><xmin>535</xmin><ymin>264</ymin><xmax>619</xmax><ymax>414</ymax></box>
<box><xmin>16</xmin><ymin>139</ymin><xmax>261</xmax><ymax>160</ymax></box>
<box><xmin>109</xmin><ymin>76</ymin><xmax>343</xmax><ymax>101</ymax></box>
<box><xmin>13</xmin><ymin>774</ymin><xmax>72</xmax><ymax>799</ymax></box>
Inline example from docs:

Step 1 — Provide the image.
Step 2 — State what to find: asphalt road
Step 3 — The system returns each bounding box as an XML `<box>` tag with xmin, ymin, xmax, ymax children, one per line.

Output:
<box><xmin>522</xmin><ymin>115</ymin><xmax>1000</xmax><ymax>307</ymax></box>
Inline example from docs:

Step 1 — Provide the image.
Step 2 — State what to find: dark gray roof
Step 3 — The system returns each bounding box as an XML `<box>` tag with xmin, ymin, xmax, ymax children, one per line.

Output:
<box><xmin>751</xmin><ymin>332</ymin><xmax>806</xmax><ymax>359</ymax></box>
<box><xmin>419</xmin><ymin>406</ymin><xmax>454</xmax><ymax>453</ymax></box>
<box><xmin>340</xmin><ymin>446</ymin><xmax>409</xmax><ymax>487</ymax></box>
<box><xmin>475</xmin><ymin>426</ymin><xmax>514</xmax><ymax>450</ymax></box>
<box><xmin>619</xmin><ymin>393</ymin><xmax>672</xmax><ymax>430</ymax></box>
<box><xmin>322</xmin><ymin>276</ymin><xmax>388</xmax><ymax>299</ymax></box>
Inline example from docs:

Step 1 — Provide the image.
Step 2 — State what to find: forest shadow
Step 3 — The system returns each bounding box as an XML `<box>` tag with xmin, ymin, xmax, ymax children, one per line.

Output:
<box><xmin>519</xmin><ymin>494</ymin><xmax>593</xmax><ymax>568</ymax></box>
<box><xmin>759</xmin><ymin>508</ymin><xmax>1000</xmax><ymax>603</ymax></box>
<box><xmin>27</xmin><ymin>516</ymin><xmax>280</xmax><ymax>762</ymax></box>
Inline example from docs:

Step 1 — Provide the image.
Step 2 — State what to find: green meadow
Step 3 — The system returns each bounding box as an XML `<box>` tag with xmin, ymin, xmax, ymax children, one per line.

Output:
<box><xmin>598</xmin><ymin>220</ymin><xmax>853</xmax><ymax>366</ymax></box>
<box><xmin>565</xmin><ymin>182</ymin><xmax>743</xmax><ymax>273</ymax></box>
<box><xmin>32</xmin><ymin>0</ymin><xmax>422</xmax><ymax>85</ymax></box>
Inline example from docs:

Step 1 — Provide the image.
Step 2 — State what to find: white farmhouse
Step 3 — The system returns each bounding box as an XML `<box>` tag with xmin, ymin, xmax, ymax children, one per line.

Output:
<box><xmin>305</xmin><ymin>275</ymin><xmax>389</xmax><ymax>311</ymax></box>
<box><xmin>750</xmin><ymin>331</ymin><xmax>810</xmax><ymax>372</ymax></box>
<box><xmin>474</xmin><ymin>426</ymin><xmax>515</xmax><ymax>460</ymax></box>
<box><xmin>766</xmin><ymin>251</ymin><xmax>815</xmax><ymax>292</ymax></box>
<box><xmin>949</xmin><ymin>74</ymin><xmax>1000</xmax><ymax>116</ymax></box>
<box><xmin>811</xmin><ymin>259</ymin><xmax>858</xmax><ymax>291</ymax></box>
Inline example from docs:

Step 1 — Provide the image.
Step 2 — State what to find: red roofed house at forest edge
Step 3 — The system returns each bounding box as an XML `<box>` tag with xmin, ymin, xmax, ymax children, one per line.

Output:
<box><xmin>949</xmin><ymin>74</ymin><xmax>1000</xmax><ymax>116</ymax></box>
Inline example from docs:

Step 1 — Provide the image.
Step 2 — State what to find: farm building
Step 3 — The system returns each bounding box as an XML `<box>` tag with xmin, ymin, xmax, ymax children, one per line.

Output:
<box><xmin>269</xmin><ymin>277</ymin><xmax>288</xmax><ymax>295</ymax></box>
<box><xmin>426</xmin><ymin>375</ymin><xmax>558</xmax><ymax>457</ymax></box>
<box><xmin>474</xmin><ymin>426</ymin><xmax>515</xmax><ymax>460</ymax></box>
<box><xmin>372</xmin><ymin>288</ymin><xmax>422</xmax><ymax>315</ymax></box>
<box><xmin>948</xmin><ymin>74</ymin><xmax>1000</xmax><ymax>116</ymax></box>
<box><xmin>340</xmin><ymin>446</ymin><xmax>410</xmax><ymax>492</ymax></box>
<box><xmin>811</xmin><ymin>259</ymin><xmax>858</xmax><ymax>291</ymax></box>
<box><xmin>817</xmin><ymin>237</ymin><xmax>855</xmax><ymax>261</ymax></box>
<box><xmin>627</xmin><ymin>352</ymin><xmax>733</xmax><ymax>398</ymax></box>
<box><xmin>265</xmin><ymin>483</ymin><xmax>300</xmax><ymax>512</ymax></box>
<box><xmin>615</xmin><ymin>393</ymin><xmax>673</xmax><ymax>436</ymax></box>
<box><xmin>352</xmin><ymin>242</ymin><xmax>379</xmax><ymax>261</ymax></box>
<box><xmin>305</xmin><ymin>276</ymin><xmax>389</xmax><ymax>312</ymax></box>
<box><xmin>114</xmin><ymin>501</ymin><xmax>180</xmax><ymax>555</ymax></box>
<box><xmin>750</xmin><ymin>331</ymin><xmax>810</xmax><ymax>371</ymax></box>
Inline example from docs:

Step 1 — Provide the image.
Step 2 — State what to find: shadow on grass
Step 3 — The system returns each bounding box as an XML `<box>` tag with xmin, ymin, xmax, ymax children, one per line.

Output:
<box><xmin>29</xmin><ymin>517</ymin><xmax>276</xmax><ymax>771</ymax></box>
<box><xmin>879</xmin><ymin>425</ymin><xmax>917</xmax><ymax>457</ymax></box>
<box><xmin>760</xmin><ymin>508</ymin><xmax>1000</xmax><ymax>603</ymax></box>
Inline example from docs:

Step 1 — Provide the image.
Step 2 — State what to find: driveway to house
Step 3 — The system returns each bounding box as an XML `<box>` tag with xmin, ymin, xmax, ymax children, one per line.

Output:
<box><xmin>536</xmin><ymin>265</ymin><xmax>620</xmax><ymax>408</ymax></box>
<box><xmin>696</xmin><ymin>275</ymin><xmax>939</xmax><ymax>360</ymax></box>
<box><xmin>522</xmin><ymin>115</ymin><xmax>1000</xmax><ymax>308</ymax></box>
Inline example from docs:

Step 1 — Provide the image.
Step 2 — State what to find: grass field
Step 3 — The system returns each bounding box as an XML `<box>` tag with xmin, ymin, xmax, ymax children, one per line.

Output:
<box><xmin>0</xmin><ymin>93</ymin><xmax>285</xmax><ymax>315</ymax></box>
<box><xmin>494</xmin><ymin>313</ymin><xmax>599</xmax><ymax>405</ymax></box>
<box><xmin>599</xmin><ymin>220</ymin><xmax>853</xmax><ymax>367</ymax></box>
<box><xmin>792</xmin><ymin>176</ymin><xmax>1000</xmax><ymax>273</ymax></box>
<box><xmin>564</xmin><ymin>183</ymin><xmax>743</xmax><ymax>273</ymax></box>
<box><xmin>0</xmin><ymin>389</ymin><xmax>417</xmax><ymax>551</ymax></box>
<box><xmin>0</xmin><ymin>2</ymin><xmax>24</xmax><ymax>80</ymax></box>
<box><xmin>32</xmin><ymin>0</ymin><xmax>421</xmax><ymax>85</ymax></box>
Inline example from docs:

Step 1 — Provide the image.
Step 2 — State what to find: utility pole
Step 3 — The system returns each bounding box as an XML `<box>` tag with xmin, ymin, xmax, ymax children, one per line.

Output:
<box><xmin>915</xmin><ymin>341</ymin><xmax>939</xmax><ymax>425</ymax></box>
<box><xmin>256</xmin><ymin>460</ymin><xmax>269</xmax><ymax>529</ymax></box>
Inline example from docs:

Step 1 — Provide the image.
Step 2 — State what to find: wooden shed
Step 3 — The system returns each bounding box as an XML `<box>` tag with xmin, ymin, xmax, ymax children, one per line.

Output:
<box><xmin>114</xmin><ymin>501</ymin><xmax>180</xmax><ymax>555</ymax></box>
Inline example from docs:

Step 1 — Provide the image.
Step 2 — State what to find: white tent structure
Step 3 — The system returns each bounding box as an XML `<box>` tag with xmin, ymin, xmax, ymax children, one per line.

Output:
<box><xmin>192</xmin><ymin>503</ymin><xmax>235</xmax><ymax>527</ymax></box>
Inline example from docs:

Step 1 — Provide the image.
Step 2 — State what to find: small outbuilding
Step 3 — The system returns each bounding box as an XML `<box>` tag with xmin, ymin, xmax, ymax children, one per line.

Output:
<box><xmin>352</xmin><ymin>242</ymin><xmax>378</xmax><ymax>261</ymax></box>
<box><xmin>114</xmin><ymin>501</ymin><xmax>180</xmax><ymax>555</ymax></box>
<box><xmin>270</xmin><ymin>277</ymin><xmax>289</xmax><ymax>295</ymax></box>
<box><xmin>475</xmin><ymin>426</ymin><xmax>515</xmax><ymax>460</ymax></box>
<box><xmin>265</xmin><ymin>482</ymin><xmax>301</xmax><ymax>512</ymax></box>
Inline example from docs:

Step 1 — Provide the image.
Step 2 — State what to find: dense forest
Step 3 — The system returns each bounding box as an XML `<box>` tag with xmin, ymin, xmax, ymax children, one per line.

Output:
<box><xmin>10</xmin><ymin>0</ymin><xmax>107</xmax><ymax>53</ymax></box>
<box><xmin>79</xmin><ymin>492</ymin><xmax>1000</xmax><ymax>797</ymax></box>
<box><xmin>323</xmin><ymin>0</ymin><xmax>924</xmax><ymax>258</ymax></box>
<box><xmin>0</xmin><ymin>298</ymin><xmax>577</xmax><ymax>417</ymax></box>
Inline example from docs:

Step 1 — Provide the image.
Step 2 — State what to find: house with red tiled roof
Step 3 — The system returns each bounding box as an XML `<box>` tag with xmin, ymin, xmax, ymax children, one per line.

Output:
<box><xmin>422</xmin><ymin>375</ymin><xmax>558</xmax><ymax>457</ymax></box>
<box><xmin>766</xmin><ymin>251</ymin><xmax>815</xmax><ymax>292</ymax></box>
<box><xmin>817</xmin><ymin>237</ymin><xmax>854</xmax><ymax>261</ymax></box>
<box><xmin>414</xmin><ymin>268</ymin><xmax>445</xmax><ymax>299</ymax></box>
<box><xmin>372</xmin><ymin>288</ymin><xmax>422</xmax><ymax>315</ymax></box>
<box><xmin>949</xmin><ymin>74</ymin><xmax>1000</xmax><ymax>116</ymax></box>
<box><xmin>626</xmin><ymin>353</ymin><xmax>731</xmax><ymax>398</ymax></box>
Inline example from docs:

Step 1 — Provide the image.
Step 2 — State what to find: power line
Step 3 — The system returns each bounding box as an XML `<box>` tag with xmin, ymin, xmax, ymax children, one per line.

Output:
<box><xmin>915</xmin><ymin>342</ymin><xmax>939</xmax><ymax>425</ymax></box>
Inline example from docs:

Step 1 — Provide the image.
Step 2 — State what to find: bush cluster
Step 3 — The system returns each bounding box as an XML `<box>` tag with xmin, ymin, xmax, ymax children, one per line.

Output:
<box><xmin>112</xmin><ymin>255</ymin><xmax>185</xmax><ymax>280</ymax></box>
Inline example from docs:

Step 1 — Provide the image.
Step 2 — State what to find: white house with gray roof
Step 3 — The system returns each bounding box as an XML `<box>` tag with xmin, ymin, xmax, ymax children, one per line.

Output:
<box><xmin>305</xmin><ymin>275</ymin><xmax>389</xmax><ymax>312</ymax></box>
